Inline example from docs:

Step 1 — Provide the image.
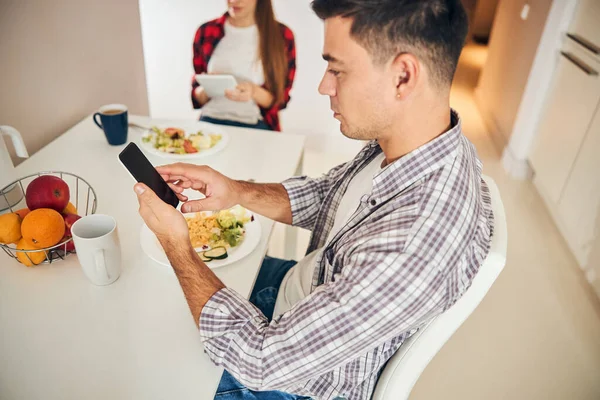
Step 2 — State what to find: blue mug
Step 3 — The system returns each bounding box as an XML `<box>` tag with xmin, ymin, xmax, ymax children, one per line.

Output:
<box><xmin>93</xmin><ymin>104</ymin><xmax>128</xmax><ymax>145</ymax></box>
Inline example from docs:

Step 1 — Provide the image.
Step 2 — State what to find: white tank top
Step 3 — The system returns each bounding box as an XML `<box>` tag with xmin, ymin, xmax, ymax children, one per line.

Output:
<box><xmin>203</xmin><ymin>21</ymin><xmax>264</xmax><ymax>124</ymax></box>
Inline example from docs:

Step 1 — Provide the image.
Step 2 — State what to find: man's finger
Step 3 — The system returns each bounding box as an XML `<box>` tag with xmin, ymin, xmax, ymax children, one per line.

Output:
<box><xmin>181</xmin><ymin>198</ymin><xmax>221</xmax><ymax>213</ymax></box>
<box><xmin>167</xmin><ymin>183</ymin><xmax>185</xmax><ymax>193</ymax></box>
<box><xmin>176</xmin><ymin>193</ymin><xmax>188</xmax><ymax>202</ymax></box>
<box><xmin>157</xmin><ymin>163</ymin><xmax>208</xmax><ymax>181</ymax></box>
<box><xmin>178</xmin><ymin>180</ymin><xmax>192</xmax><ymax>189</ymax></box>
<box><xmin>166</xmin><ymin>183</ymin><xmax>188</xmax><ymax>201</ymax></box>
<box><xmin>160</xmin><ymin>173</ymin><xmax>189</xmax><ymax>183</ymax></box>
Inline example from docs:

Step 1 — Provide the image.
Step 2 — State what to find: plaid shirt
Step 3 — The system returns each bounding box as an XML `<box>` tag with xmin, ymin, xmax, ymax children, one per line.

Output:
<box><xmin>191</xmin><ymin>14</ymin><xmax>296</xmax><ymax>131</ymax></box>
<box><xmin>199</xmin><ymin>111</ymin><xmax>494</xmax><ymax>399</ymax></box>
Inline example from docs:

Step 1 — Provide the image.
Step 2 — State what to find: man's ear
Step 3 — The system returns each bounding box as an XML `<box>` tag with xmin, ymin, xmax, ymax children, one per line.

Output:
<box><xmin>391</xmin><ymin>53</ymin><xmax>419</xmax><ymax>100</ymax></box>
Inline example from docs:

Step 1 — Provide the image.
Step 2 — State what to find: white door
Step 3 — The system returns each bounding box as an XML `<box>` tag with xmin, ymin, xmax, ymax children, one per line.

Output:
<box><xmin>530</xmin><ymin>42</ymin><xmax>600</xmax><ymax>205</ymax></box>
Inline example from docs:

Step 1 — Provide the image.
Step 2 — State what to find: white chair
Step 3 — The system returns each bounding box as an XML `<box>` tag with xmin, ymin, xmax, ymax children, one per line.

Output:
<box><xmin>372</xmin><ymin>176</ymin><xmax>507</xmax><ymax>400</ymax></box>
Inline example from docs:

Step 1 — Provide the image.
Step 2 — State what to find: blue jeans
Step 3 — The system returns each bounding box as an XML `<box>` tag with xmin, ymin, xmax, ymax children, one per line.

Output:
<box><xmin>200</xmin><ymin>115</ymin><xmax>270</xmax><ymax>131</ymax></box>
<box><xmin>214</xmin><ymin>256</ymin><xmax>312</xmax><ymax>400</ymax></box>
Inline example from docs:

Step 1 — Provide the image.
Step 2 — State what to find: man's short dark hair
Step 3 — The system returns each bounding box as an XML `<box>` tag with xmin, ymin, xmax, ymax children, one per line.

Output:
<box><xmin>311</xmin><ymin>0</ymin><xmax>468</xmax><ymax>87</ymax></box>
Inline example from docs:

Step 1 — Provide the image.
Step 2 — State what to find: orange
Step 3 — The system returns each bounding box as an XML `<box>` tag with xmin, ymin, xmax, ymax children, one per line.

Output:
<box><xmin>63</xmin><ymin>202</ymin><xmax>77</xmax><ymax>215</ymax></box>
<box><xmin>0</xmin><ymin>212</ymin><xmax>22</xmax><ymax>244</ymax></box>
<box><xmin>21</xmin><ymin>208</ymin><xmax>65</xmax><ymax>248</ymax></box>
<box><xmin>15</xmin><ymin>237</ymin><xmax>47</xmax><ymax>266</ymax></box>
<box><xmin>15</xmin><ymin>208</ymin><xmax>30</xmax><ymax>220</ymax></box>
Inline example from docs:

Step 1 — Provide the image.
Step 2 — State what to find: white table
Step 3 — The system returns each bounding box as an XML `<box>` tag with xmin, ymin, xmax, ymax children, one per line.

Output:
<box><xmin>0</xmin><ymin>115</ymin><xmax>305</xmax><ymax>400</ymax></box>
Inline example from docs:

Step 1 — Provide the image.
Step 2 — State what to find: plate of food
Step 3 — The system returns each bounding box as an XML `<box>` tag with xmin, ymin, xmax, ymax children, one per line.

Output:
<box><xmin>139</xmin><ymin>121</ymin><xmax>229</xmax><ymax>159</ymax></box>
<box><xmin>140</xmin><ymin>205</ymin><xmax>261</xmax><ymax>269</ymax></box>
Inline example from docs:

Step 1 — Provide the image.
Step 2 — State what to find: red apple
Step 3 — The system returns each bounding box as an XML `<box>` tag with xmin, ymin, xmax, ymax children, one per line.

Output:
<box><xmin>63</xmin><ymin>213</ymin><xmax>81</xmax><ymax>238</ymax></box>
<box><xmin>65</xmin><ymin>239</ymin><xmax>75</xmax><ymax>252</ymax></box>
<box><xmin>59</xmin><ymin>235</ymin><xmax>75</xmax><ymax>252</ymax></box>
<box><xmin>26</xmin><ymin>176</ymin><xmax>70</xmax><ymax>212</ymax></box>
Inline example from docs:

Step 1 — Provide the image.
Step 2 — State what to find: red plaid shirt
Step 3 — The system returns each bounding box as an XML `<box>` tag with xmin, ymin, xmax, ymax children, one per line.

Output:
<box><xmin>191</xmin><ymin>14</ymin><xmax>296</xmax><ymax>131</ymax></box>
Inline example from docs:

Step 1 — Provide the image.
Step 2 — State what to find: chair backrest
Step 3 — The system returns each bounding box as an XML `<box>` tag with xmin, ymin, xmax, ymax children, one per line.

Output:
<box><xmin>372</xmin><ymin>176</ymin><xmax>507</xmax><ymax>400</ymax></box>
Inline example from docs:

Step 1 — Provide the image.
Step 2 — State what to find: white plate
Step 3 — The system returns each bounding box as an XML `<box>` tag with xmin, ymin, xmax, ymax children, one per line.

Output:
<box><xmin>138</xmin><ymin>121</ymin><xmax>229</xmax><ymax>160</ymax></box>
<box><xmin>140</xmin><ymin>211</ymin><xmax>262</xmax><ymax>270</ymax></box>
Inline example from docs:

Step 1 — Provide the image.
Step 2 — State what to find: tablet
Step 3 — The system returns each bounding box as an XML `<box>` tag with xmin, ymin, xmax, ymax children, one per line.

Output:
<box><xmin>195</xmin><ymin>74</ymin><xmax>238</xmax><ymax>98</ymax></box>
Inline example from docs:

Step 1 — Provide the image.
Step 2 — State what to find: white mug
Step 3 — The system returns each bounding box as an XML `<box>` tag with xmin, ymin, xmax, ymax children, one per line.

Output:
<box><xmin>71</xmin><ymin>214</ymin><xmax>121</xmax><ymax>286</ymax></box>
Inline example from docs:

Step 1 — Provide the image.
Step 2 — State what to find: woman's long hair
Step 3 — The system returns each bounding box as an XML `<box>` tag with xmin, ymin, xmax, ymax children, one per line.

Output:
<box><xmin>255</xmin><ymin>0</ymin><xmax>288</xmax><ymax>106</ymax></box>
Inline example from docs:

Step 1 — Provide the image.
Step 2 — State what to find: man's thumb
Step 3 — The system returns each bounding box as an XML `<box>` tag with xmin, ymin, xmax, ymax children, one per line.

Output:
<box><xmin>135</xmin><ymin>183</ymin><xmax>157</xmax><ymax>204</ymax></box>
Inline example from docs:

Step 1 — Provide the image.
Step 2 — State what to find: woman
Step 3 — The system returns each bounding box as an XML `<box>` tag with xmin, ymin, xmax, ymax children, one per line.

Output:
<box><xmin>191</xmin><ymin>0</ymin><xmax>296</xmax><ymax>131</ymax></box>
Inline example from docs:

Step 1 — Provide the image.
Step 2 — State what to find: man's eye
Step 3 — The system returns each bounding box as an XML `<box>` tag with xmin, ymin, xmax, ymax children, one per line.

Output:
<box><xmin>328</xmin><ymin>69</ymin><xmax>341</xmax><ymax>77</ymax></box>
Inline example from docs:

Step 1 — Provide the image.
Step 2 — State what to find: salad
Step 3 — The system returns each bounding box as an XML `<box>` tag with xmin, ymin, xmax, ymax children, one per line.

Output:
<box><xmin>142</xmin><ymin>126</ymin><xmax>222</xmax><ymax>154</ymax></box>
<box><xmin>186</xmin><ymin>206</ymin><xmax>253</xmax><ymax>262</ymax></box>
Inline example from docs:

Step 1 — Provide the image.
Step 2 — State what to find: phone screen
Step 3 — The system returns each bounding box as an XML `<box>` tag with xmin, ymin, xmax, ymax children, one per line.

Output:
<box><xmin>118</xmin><ymin>143</ymin><xmax>180</xmax><ymax>208</ymax></box>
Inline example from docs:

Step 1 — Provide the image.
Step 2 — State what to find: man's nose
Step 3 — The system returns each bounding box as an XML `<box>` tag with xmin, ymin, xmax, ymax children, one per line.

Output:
<box><xmin>318</xmin><ymin>73</ymin><xmax>336</xmax><ymax>97</ymax></box>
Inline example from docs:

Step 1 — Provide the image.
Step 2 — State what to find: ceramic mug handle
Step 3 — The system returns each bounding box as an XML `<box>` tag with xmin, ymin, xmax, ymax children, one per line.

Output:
<box><xmin>93</xmin><ymin>113</ymin><xmax>103</xmax><ymax>130</ymax></box>
<box><xmin>94</xmin><ymin>249</ymin><xmax>110</xmax><ymax>281</ymax></box>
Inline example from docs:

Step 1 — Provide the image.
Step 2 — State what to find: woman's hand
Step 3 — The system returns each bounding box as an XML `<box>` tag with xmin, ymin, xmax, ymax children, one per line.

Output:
<box><xmin>194</xmin><ymin>86</ymin><xmax>210</xmax><ymax>106</ymax></box>
<box><xmin>225</xmin><ymin>82</ymin><xmax>255</xmax><ymax>102</ymax></box>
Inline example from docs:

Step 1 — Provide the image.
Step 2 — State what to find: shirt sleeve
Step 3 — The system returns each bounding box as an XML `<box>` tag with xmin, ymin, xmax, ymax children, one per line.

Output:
<box><xmin>281</xmin><ymin>161</ymin><xmax>348</xmax><ymax>230</ymax></box>
<box><xmin>279</xmin><ymin>26</ymin><xmax>296</xmax><ymax>111</ymax></box>
<box><xmin>198</xmin><ymin>239</ymin><xmax>447</xmax><ymax>393</ymax></box>
<box><xmin>191</xmin><ymin>26</ymin><xmax>206</xmax><ymax>110</ymax></box>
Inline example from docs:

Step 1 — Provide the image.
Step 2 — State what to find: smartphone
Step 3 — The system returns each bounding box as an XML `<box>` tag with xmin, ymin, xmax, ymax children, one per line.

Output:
<box><xmin>118</xmin><ymin>142</ymin><xmax>180</xmax><ymax>208</ymax></box>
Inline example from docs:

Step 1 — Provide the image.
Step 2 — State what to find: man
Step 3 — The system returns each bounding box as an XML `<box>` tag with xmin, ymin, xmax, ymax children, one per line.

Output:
<box><xmin>134</xmin><ymin>0</ymin><xmax>494</xmax><ymax>399</ymax></box>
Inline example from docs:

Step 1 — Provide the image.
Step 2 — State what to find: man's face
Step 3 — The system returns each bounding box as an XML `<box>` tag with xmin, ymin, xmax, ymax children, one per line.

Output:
<box><xmin>319</xmin><ymin>17</ymin><xmax>397</xmax><ymax>140</ymax></box>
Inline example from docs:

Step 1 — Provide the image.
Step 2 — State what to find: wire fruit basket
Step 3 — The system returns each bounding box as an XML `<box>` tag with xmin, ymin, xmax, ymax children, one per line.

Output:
<box><xmin>0</xmin><ymin>171</ymin><xmax>97</xmax><ymax>265</ymax></box>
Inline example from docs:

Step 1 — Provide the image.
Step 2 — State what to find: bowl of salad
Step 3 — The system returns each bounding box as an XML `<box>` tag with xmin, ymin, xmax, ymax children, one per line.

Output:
<box><xmin>139</xmin><ymin>121</ymin><xmax>229</xmax><ymax>159</ymax></box>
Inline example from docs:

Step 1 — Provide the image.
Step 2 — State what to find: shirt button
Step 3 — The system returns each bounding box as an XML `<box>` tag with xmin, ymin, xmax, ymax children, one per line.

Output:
<box><xmin>370</xmin><ymin>199</ymin><xmax>377</xmax><ymax>206</ymax></box>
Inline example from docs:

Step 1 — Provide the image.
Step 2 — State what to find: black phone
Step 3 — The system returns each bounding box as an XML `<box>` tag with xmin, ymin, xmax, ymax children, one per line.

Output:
<box><xmin>118</xmin><ymin>142</ymin><xmax>180</xmax><ymax>208</ymax></box>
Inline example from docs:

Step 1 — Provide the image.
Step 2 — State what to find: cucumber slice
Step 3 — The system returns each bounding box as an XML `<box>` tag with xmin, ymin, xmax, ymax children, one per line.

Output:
<box><xmin>199</xmin><ymin>252</ymin><xmax>212</xmax><ymax>262</ymax></box>
<box><xmin>204</xmin><ymin>247</ymin><xmax>228</xmax><ymax>260</ymax></box>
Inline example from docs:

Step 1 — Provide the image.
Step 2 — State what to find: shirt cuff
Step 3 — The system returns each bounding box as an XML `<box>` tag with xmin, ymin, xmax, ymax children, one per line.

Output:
<box><xmin>198</xmin><ymin>287</ymin><xmax>264</xmax><ymax>341</ymax></box>
<box><xmin>281</xmin><ymin>177</ymin><xmax>308</xmax><ymax>227</ymax></box>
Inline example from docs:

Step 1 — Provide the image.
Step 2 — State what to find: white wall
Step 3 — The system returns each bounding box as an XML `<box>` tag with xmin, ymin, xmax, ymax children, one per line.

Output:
<box><xmin>474</xmin><ymin>0</ymin><xmax>553</xmax><ymax>150</ymax></box>
<box><xmin>138</xmin><ymin>0</ymin><xmax>363</xmax><ymax>154</ymax></box>
<box><xmin>501</xmin><ymin>0</ymin><xmax>579</xmax><ymax>179</ymax></box>
<box><xmin>1</xmin><ymin>0</ymin><xmax>148</xmax><ymax>164</ymax></box>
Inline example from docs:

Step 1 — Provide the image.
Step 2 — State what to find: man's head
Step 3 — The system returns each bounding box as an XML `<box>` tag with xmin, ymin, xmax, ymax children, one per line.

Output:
<box><xmin>312</xmin><ymin>0</ymin><xmax>468</xmax><ymax>140</ymax></box>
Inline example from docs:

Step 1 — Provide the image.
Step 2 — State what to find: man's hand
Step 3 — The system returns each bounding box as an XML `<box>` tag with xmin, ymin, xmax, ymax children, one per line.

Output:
<box><xmin>134</xmin><ymin>181</ymin><xmax>226</xmax><ymax>328</ymax></box>
<box><xmin>158</xmin><ymin>163</ymin><xmax>293</xmax><ymax>225</ymax></box>
<box><xmin>225</xmin><ymin>82</ymin><xmax>255</xmax><ymax>102</ymax></box>
<box><xmin>134</xmin><ymin>183</ymin><xmax>190</xmax><ymax>248</ymax></box>
<box><xmin>157</xmin><ymin>163</ymin><xmax>241</xmax><ymax>213</ymax></box>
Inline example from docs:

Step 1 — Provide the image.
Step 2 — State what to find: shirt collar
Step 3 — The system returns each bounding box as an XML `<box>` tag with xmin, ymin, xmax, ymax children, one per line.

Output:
<box><xmin>367</xmin><ymin>109</ymin><xmax>463</xmax><ymax>202</ymax></box>
<box><xmin>216</xmin><ymin>13</ymin><xmax>228</xmax><ymax>26</ymax></box>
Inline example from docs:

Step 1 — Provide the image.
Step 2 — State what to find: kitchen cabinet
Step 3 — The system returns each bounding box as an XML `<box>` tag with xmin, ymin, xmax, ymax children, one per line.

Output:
<box><xmin>530</xmin><ymin>41</ymin><xmax>600</xmax><ymax>206</ymax></box>
<box><xmin>557</xmin><ymin>100</ymin><xmax>600</xmax><ymax>267</ymax></box>
<box><xmin>529</xmin><ymin>0</ymin><xmax>600</xmax><ymax>271</ymax></box>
